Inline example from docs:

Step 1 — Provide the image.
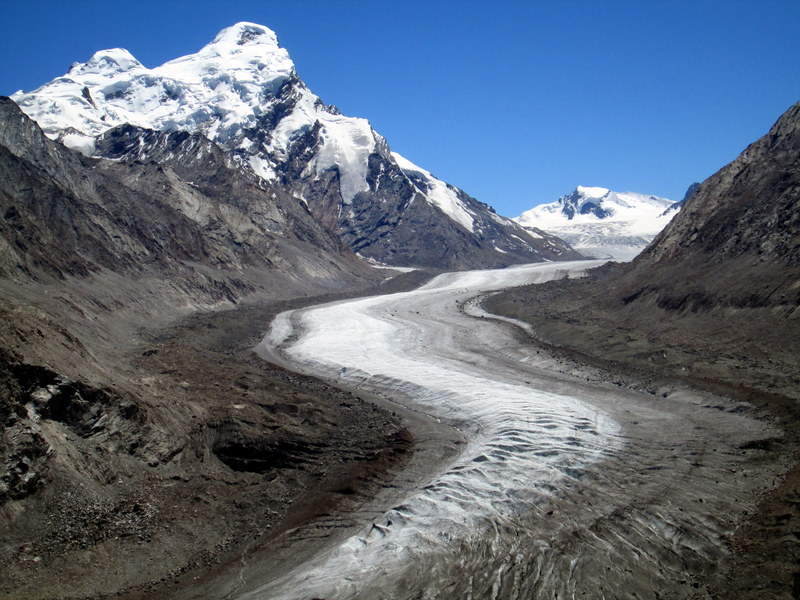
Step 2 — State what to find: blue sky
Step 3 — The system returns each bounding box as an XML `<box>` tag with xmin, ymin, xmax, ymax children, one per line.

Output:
<box><xmin>1</xmin><ymin>0</ymin><xmax>799</xmax><ymax>217</ymax></box>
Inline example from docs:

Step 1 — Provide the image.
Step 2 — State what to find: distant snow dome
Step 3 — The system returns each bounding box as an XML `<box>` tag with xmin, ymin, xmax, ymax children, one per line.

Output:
<box><xmin>515</xmin><ymin>186</ymin><xmax>679</xmax><ymax>260</ymax></box>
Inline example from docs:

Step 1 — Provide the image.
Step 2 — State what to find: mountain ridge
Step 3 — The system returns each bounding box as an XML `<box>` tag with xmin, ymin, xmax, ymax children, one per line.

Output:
<box><xmin>0</xmin><ymin>95</ymin><xmax>374</xmax><ymax>312</ymax></box>
<box><xmin>12</xmin><ymin>22</ymin><xmax>580</xmax><ymax>269</ymax></box>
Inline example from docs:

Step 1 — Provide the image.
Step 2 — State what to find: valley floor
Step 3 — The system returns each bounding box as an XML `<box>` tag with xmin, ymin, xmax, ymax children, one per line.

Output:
<box><xmin>3</xmin><ymin>262</ymin><xmax>797</xmax><ymax>599</ymax></box>
<box><xmin>240</xmin><ymin>261</ymin><xmax>793</xmax><ymax>599</ymax></box>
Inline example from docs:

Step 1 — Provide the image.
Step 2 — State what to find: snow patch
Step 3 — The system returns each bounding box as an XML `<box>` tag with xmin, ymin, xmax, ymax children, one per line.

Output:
<box><xmin>315</xmin><ymin>116</ymin><xmax>375</xmax><ymax>203</ymax></box>
<box><xmin>392</xmin><ymin>152</ymin><xmax>476</xmax><ymax>232</ymax></box>
<box><xmin>575</xmin><ymin>185</ymin><xmax>609</xmax><ymax>198</ymax></box>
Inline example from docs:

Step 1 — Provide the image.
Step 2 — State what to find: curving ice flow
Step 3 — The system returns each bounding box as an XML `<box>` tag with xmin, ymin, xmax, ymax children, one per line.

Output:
<box><xmin>250</xmin><ymin>261</ymin><xmax>783</xmax><ymax>599</ymax></box>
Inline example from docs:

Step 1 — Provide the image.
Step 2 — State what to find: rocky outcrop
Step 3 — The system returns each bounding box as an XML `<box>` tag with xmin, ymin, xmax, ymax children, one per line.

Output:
<box><xmin>0</xmin><ymin>347</ymin><xmax>143</xmax><ymax>502</ymax></box>
<box><xmin>661</xmin><ymin>182</ymin><xmax>700</xmax><ymax>217</ymax></box>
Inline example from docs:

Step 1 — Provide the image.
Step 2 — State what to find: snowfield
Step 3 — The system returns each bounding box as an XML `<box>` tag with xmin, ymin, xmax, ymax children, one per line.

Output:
<box><xmin>253</xmin><ymin>261</ymin><xmax>781</xmax><ymax>599</ymax></box>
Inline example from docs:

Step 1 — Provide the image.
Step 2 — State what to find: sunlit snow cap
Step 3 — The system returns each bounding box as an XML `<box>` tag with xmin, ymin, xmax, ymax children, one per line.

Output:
<box><xmin>69</xmin><ymin>48</ymin><xmax>144</xmax><ymax>76</ymax></box>
<box><xmin>575</xmin><ymin>185</ymin><xmax>610</xmax><ymax>198</ymax></box>
<box><xmin>208</xmin><ymin>22</ymin><xmax>280</xmax><ymax>49</ymax></box>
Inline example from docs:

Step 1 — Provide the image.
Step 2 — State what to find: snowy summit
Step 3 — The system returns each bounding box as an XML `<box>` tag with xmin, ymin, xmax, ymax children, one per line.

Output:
<box><xmin>515</xmin><ymin>186</ymin><xmax>678</xmax><ymax>260</ymax></box>
<box><xmin>14</xmin><ymin>23</ymin><xmax>324</xmax><ymax>177</ymax></box>
<box><xmin>11</xmin><ymin>22</ymin><xmax>578</xmax><ymax>268</ymax></box>
<box><xmin>12</xmin><ymin>22</ymin><xmax>433</xmax><ymax>206</ymax></box>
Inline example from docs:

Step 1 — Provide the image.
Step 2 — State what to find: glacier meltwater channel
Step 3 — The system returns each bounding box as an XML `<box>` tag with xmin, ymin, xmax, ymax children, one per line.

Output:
<box><xmin>247</xmin><ymin>260</ymin><xmax>779</xmax><ymax>599</ymax></box>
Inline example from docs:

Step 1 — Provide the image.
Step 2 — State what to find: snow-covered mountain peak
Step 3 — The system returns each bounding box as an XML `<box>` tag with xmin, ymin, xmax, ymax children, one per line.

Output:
<box><xmin>11</xmin><ymin>22</ymin><xmax>299</xmax><ymax>158</ymax></box>
<box><xmin>575</xmin><ymin>185</ymin><xmax>610</xmax><ymax>198</ymax></box>
<box><xmin>10</xmin><ymin>23</ymin><xmax>386</xmax><ymax>202</ymax></box>
<box><xmin>10</xmin><ymin>22</ymin><xmax>581</xmax><ymax>268</ymax></box>
<box><xmin>545</xmin><ymin>186</ymin><xmax>674</xmax><ymax>223</ymax></box>
<box><xmin>515</xmin><ymin>186</ymin><xmax>678</xmax><ymax>260</ymax></box>
<box><xmin>157</xmin><ymin>22</ymin><xmax>293</xmax><ymax>85</ymax></box>
<box><xmin>209</xmin><ymin>22</ymin><xmax>280</xmax><ymax>48</ymax></box>
<box><xmin>69</xmin><ymin>48</ymin><xmax>144</xmax><ymax>78</ymax></box>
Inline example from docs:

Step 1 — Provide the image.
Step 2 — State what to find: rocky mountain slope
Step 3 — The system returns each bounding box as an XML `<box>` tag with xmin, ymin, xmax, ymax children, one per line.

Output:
<box><xmin>0</xmin><ymin>93</ymin><xmax>379</xmax><ymax>373</ymax></box>
<box><xmin>515</xmin><ymin>186</ymin><xmax>678</xmax><ymax>259</ymax></box>
<box><xmin>0</xmin><ymin>94</ymin><xmax>423</xmax><ymax>598</ymax></box>
<box><xmin>0</xmin><ymin>96</ymin><xmax>366</xmax><ymax>288</ymax></box>
<box><xmin>11</xmin><ymin>22</ymin><xmax>578</xmax><ymax>269</ymax></box>
<box><xmin>606</xmin><ymin>101</ymin><xmax>800</xmax><ymax>336</ymax></box>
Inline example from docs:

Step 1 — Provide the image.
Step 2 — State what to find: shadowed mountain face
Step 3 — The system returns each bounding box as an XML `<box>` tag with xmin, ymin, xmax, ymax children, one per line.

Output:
<box><xmin>620</xmin><ymin>101</ymin><xmax>800</xmax><ymax>312</ymax></box>
<box><xmin>11</xmin><ymin>22</ymin><xmax>580</xmax><ymax>269</ymax></box>
<box><xmin>0</xmin><ymin>95</ymin><xmax>381</xmax><ymax>490</ymax></box>
<box><xmin>0</xmin><ymin>96</ymin><xmax>371</xmax><ymax>294</ymax></box>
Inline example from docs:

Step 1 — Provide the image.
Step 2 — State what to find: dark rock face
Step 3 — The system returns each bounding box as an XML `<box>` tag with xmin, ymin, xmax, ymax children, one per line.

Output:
<box><xmin>0</xmin><ymin>97</ymin><xmax>367</xmax><ymax>289</ymax></box>
<box><xmin>212</xmin><ymin>424</ymin><xmax>324</xmax><ymax>473</ymax></box>
<box><xmin>0</xmin><ymin>348</ymin><xmax>142</xmax><ymax>502</ymax></box>
<box><xmin>681</xmin><ymin>182</ymin><xmax>701</xmax><ymax>204</ymax></box>
<box><xmin>88</xmin><ymin>101</ymin><xmax>579</xmax><ymax>270</ymax></box>
<box><xmin>330</xmin><ymin>150</ymin><xmax>579</xmax><ymax>269</ymax></box>
<box><xmin>252</xmin><ymin>97</ymin><xmax>580</xmax><ymax>268</ymax></box>
<box><xmin>660</xmin><ymin>183</ymin><xmax>699</xmax><ymax>216</ymax></box>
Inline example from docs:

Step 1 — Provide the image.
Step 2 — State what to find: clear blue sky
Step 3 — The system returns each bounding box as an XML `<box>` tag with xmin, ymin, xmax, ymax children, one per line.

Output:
<box><xmin>1</xmin><ymin>0</ymin><xmax>799</xmax><ymax>217</ymax></box>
